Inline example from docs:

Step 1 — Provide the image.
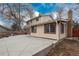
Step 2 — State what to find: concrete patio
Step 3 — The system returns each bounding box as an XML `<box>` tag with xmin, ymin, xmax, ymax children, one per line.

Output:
<box><xmin>0</xmin><ymin>35</ymin><xmax>57</xmax><ymax>56</ymax></box>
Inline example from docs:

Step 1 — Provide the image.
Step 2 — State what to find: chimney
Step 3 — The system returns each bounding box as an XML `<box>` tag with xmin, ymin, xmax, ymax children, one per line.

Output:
<box><xmin>67</xmin><ymin>9</ymin><xmax>73</xmax><ymax>37</ymax></box>
<box><xmin>68</xmin><ymin>9</ymin><xmax>72</xmax><ymax>20</ymax></box>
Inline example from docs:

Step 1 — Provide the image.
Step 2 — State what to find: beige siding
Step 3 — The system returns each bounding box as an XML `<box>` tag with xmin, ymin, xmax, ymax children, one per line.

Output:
<box><xmin>31</xmin><ymin>25</ymin><xmax>58</xmax><ymax>39</ymax></box>
<box><xmin>31</xmin><ymin>23</ymin><xmax>67</xmax><ymax>40</ymax></box>
<box><xmin>60</xmin><ymin>23</ymin><xmax>67</xmax><ymax>39</ymax></box>
<box><xmin>26</xmin><ymin>16</ymin><xmax>67</xmax><ymax>40</ymax></box>
<box><xmin>27</xmin><ymin>16</ymin><xmax>54</xmax><ymax>27</ymax></box>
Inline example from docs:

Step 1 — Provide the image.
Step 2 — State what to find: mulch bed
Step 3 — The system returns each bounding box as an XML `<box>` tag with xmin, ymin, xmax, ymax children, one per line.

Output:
<box><xmin>47</xmin><ymin>39</ymin><xmax>79</xmax><ymax>56</ymax></box>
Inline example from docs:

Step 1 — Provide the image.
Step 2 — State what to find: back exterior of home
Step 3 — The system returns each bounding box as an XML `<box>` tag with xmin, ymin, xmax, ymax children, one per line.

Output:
<box><xmin>26</xmin><ymin>10</ymin><xmax>73</xmax><ymax>40</ymax></box>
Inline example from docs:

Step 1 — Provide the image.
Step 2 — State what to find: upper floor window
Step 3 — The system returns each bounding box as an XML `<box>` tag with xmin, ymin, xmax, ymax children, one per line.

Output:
<box><xmin>36</xmin><ymin>18</ymin><xmax>39</xmax><ymax>21</ymax></box>
<box><xmin>27</xmin><ymin>22</ymin><xmax>29</xmax><ymax>25</ymax></box>
<box><xmin>44</xmin><ymin>23</ymin><xmax>56</xmax><ymax>33</ymax></box>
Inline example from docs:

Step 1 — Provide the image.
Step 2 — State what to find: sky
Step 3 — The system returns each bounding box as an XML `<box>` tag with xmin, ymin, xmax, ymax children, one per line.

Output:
<box><xmin>0</xmin><ymin>3</ymin><xmax>79</xmax><ymax>29</ymax></box>
<box><xmin>62</xmin><ymin>4</ymin><xmax>79</xmax><ymax>22</ymax></box>
<box><xmin>0</xmin><ymin>14</ymin><xmax>14</xmax><ymax>28</ymax></box>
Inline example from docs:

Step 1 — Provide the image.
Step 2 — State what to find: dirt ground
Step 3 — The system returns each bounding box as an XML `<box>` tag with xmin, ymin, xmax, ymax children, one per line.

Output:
<box><xmin>47</xmin><ymin>39</ymin><xmax>79</xmax><ymax>56</ymax></box>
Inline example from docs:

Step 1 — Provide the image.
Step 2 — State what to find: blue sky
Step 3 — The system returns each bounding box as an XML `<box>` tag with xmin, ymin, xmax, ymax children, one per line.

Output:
<box><xmin>0</xmin><ymin>14</ymin><xmax>14</xmax><ymax>28</ymax></box>
<box><xmin>0</xmin><ymin>3</ymin><xmax>79</xmax><ymax>28</ymax></box>
<box><xmin>31</xmin><ymin>3</ymin><xmax>79</xmax><ymax>22</ymax></box>
<box><xmin>31</xmin><ymin>3</ymin><xmax>62</xmax><ymax>15</ymax></box>
<box><xmin>62</xmin><ymin>4</ymin><xmax>79</xmax><ymax>22</ymax></box>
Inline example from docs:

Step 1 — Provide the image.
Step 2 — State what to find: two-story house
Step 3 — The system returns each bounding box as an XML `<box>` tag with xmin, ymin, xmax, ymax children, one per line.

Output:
<box><xmin>26</xmin><ymin>10</ymin><xmax>73</xmax><ymax>40</ymax></box>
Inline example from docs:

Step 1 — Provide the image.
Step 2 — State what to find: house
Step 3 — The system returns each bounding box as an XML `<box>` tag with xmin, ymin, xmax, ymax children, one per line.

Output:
<box><xmin>26</xmin><ymin>10</ymin><xmax>72</xmax><ymax>40</ymax></box>
<box><xmin>0</xmin><ymin>25</ymin><xmax>12</xmax><ymax>32</ymax></box>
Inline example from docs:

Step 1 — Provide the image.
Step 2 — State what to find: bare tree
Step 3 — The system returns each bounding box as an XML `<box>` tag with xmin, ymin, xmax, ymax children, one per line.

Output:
<box><xmin>0</xmin><ymin>3</ymin><xmax>34</xmax><ymax>31</ymax></box>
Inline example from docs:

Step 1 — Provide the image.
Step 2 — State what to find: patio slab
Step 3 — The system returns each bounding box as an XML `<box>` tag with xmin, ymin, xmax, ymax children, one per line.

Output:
<box><xmin>0</xmin><ymin>35</ymin><xmax>57</xmax><ymax>56</ymax></box>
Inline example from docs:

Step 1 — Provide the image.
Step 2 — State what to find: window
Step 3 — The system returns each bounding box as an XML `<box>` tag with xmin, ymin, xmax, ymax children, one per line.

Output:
<box><xmin>44</xmin><ymin>24</ymin><xmax>49</xmax><ymax>33</ymax></box>
<box><xmin>44</xmin><ymin>23</ymin><xmax>56</xmax><ymax>33</ymax></box>
<box><xmin>30</xmin><ymin>20</ymin><xmax>32</xmax><ymax>23</ymax></box>
<box><xmin>31</xmin><ymin>26</ymin><xmax>37</xmax><ymax>33</ymax></box>
<box><xmin>61</xmin><ymin>23</ymin><xmax>64</xmax><ymax>33</ymax></box>
<box><xmin>36</xmin><ymin>18</ymin><xmax>39</xmax><ymax>21</ymax></box>
<box><xmin>50</xmin><ymin>23</ymin><xmax>56</xmax><ymax>32</ymax></box>
<box><xmin>27</xmin><ymin>22</ymin><xmax>29</xmax><ymax>25</ymax></box>
<box><xmin>27</xmin><ymin>21</ymin><xmax>30</xmax><ymax>25</ymax></box>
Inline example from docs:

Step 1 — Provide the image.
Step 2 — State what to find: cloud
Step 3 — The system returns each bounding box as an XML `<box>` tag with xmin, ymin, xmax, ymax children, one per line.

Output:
<box><xmin>61</xmin><ymin>4</ymin><xmax>79</xmax><ymax>22</ymax></box>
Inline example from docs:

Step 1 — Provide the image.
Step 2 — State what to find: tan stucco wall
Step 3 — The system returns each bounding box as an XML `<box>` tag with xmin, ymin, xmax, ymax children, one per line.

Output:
<box><xmin>31</xmin><ymin>25</ymin><xmax>58</xmax><ymax>39</ymax></box>
<box><xmin>30</xmin><ymin>23</ymin><xmax>67</xmax><ymax>40</ymax></box>
<box><xmin>27</xmin><ymin>16</ymin><xmax>54</xmax><ymax>27</ymax></box>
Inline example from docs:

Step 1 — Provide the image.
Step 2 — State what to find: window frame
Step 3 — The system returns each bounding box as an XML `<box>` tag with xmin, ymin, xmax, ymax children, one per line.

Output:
<box><xmin>44</xmin><ymin>23</ymin><xmax>56</xmax><ymax>34</ymax></box>
<box><xmin>36</xmin><ymin>18</ymin><xmax>39</xmax><ymax>21</ymax></box>
<box><xmin>31</xmin><ymin>26</ymin><xmax>37</xmax><ymax>33</ymax></box>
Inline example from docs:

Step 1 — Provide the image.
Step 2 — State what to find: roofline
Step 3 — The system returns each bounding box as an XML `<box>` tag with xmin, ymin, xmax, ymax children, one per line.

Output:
<box><xmin>26</xmin><ymin>15</ymin><xmax>68</xmax><ymax>23</ymax></box>
<box><xmin>26</xmin><ymin>15</ymin><xmax>42</xmax><ymax>23</ymax></box>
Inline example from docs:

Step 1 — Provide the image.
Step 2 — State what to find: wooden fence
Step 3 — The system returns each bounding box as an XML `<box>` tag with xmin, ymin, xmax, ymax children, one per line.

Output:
<box><xmin>72</xmin><ymin>28</ymin><xmax>79</xmax><ymax>37</ymax></box>
<box><xmin>0</xmin><ymin>31</ymin><xmax>27</xmax><ymax>38</ymax></box>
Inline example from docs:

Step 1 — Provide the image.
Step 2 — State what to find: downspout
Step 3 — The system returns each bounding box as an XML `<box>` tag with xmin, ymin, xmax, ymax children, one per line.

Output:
<box><xmin>59</xmin><ymin>22</ymin><xmax>60</xmax><ymax>40</ymax></box>
<box><xmin>56</xmin><ymin>21</ymin><xmax>60</xmax><ymax>40</ymax></box>
<box><xmin>58</xmin><ymin>21</ymin><xmax>60</xmax><ymax>40</ymax></box>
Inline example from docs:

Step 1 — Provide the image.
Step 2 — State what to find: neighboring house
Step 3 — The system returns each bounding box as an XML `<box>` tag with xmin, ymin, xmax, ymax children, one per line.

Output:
<box><xmin>26</xmin><ymin>10</ymin><xmax>72</xmax><ymax>40</ymax></box>
<box><xmin>0</xmin><ymin>25</ymin><xmax>12</xmax><ymax>32</ymax></box>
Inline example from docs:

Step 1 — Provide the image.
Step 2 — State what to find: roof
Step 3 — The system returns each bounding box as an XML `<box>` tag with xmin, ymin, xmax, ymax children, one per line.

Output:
<box><xmin>26</xmin><ymin>15</ymin><xmax>68</xmax><ymax>27</ymax></box>
<box><xmin>26</xmin><ymin>15</ymin><xmax>42</xmax><ymax>23</ymax></box>
<box><xmin>0</xmin><ymin>25</ymin><xmax>12</xmax><ymax>31</ymax></box>
<box><xmin>26</xmin><ymin>15</ymin><xmax>68</xmax><ymax>23</ymax></box>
